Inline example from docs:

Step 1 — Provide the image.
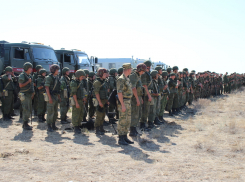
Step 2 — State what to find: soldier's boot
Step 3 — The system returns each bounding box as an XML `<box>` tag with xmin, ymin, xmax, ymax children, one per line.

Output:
<box><xmin>22</xmin><ymin>122</ymin><xmax>32</xmax><ymax>130</ymax></box>
<box><xmin>129</xmin><ymin>127</ymin><xmax>137</xmax><ymax>137</ymax></box>
<box><xmin>20</xmin><ymin>112</ymin><xmax>22</xmax><ymax>119</ymax></box>
<box><xmin>172</xmin><ymin>109</ymin><xmax>178</xmax><ymax>115</ymax></box>
<box><xmin>140</xmin><ymin>122</ymin><xmax>151</xmax><ymax>132</ymax></box>
<box><xmin>159</xmin><ymin>116</ymin><xmax>166</xmax><ymax>123</ymax></box>
<box><xmin>124</xmin><ymin>135</ymin><xmax>134</xmax><ymax>144</ymax></box>
<box><xmin>8</xmin><ymin>114</ymin><xmax>14</xmax><ymax>119</ymax></box>
<box><xmin>118</xmin><ymin>135</ymin><xmax>128</xmax><ymax>145</ymax></box>
<box><xmin>169</xmin><ymin>110</ymin><xmax>173</xmax><ymax>116</ymax></box>
<box><xmin>83</xmin><ymin>115</ymin><xmax>87</xmax><ymax>123</ymax></box>
<box><xmin>95</xmin><ymin>127</ymin><xmax>104</xmax><ymax>135</ymax></box>
<box><xmin>177</xmin><ymin>108</ymin><xmax>181</xmax><ymax>114</ymax></box>
<box><xmin>3</xmin><ymin>114</ymin><xmax>10</xmax><ymax>121</ymax></box>
<box><xmin>61</xmin><ymin>120</ymin><xmax>69</xmax><ymax>124</ymax></box>
<box><xmin>154</xmin><ymin>117</ymin><xmax>162</xmax><ymax>125</ymax></box>
<box><xmin>74</xmin><ymin>126</ymin><xmax>81</xmax><ymax>134</ymax></box>
<box><xmin>47</xmin><ymin>124</ymin><xmax>53</xmax><ymax>132</ymax></box>
<box><xmin>52</xmin><ymin>122</ymin><xmax>59</xmax><ymax>130</ymax></box>
<box><xmin>38</xmin><ymin>115</ymin><xmax>44</xmax><ymax>123</ymax></box>
<box><xmin>148</xmin><ymin>121</ymin><xmax>155</xmax><ymax>129</ymax></box>
<box><xmin>100</xmin><ymin>126</ymin><xmax>109</xmax><ymax>133</ymax></box>
<box><xmin>42</xmin><ymin>115</ymin><xmax>46</xmax><ymax>121</ymax></box>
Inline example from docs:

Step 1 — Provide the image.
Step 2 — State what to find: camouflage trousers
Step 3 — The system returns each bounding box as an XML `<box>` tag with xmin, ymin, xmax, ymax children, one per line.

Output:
<box><xmin>131</xmin><ymin>96</ymin><xmax>142</xmax><ymax>127</ymax></box>
<box><xmin>181</xmin><ymin>91</ymin><xmax>186</xmax><ymax>107</ymax></box>
<box><xmin>167</xmin><ymin>92</ymin><xmax>175</xmax><ymax>111</ymax></box>
<box><xmin>156</xmin><ymin>95</ymin><xmax>161</xmax><ymax>117</ymax></box>
<box><xmin>88</xmin><ymin>97</ymin><xmax>95</xmax><ymax>118</ymax></box>
<box><xmin>148</xmin><ymin>96</ymin><xmax>158</xmax><ymax>122</ymax></box>
<box><xmin>158</xmin><ymin>94</ymin><xmax>168</xmax><ymax>117</ymax></box>
<box><xmin>21</xmin><ymin>93</ymin><xmax>32</xmax><ymax>123</ymax></box>
<box><xmin>185</xmin><ymin>91</ymin><xmax>189</xmax><ymax>104</ymax></box>
<box><xmin>118</xmin><ymin>99</ymin><xmax>131</xmax><ymax>135</ymax></box>
<box><xmin>46</xmin><ymin>95</ymin><xmax>58</xmax><ymax>124</ymax></box>
<box><xmin>72</xmin><ymin>99</ymin><xmax>84</xmax><ymax>126</ymax></box>
<box><xmin>178</xmin><ymin>90</ymin><xmax>183</xmax><ymax>108</ymax></box>
<box><xmin>140</xmin><ymin>96</ymin><xmax>150</xmax><ymax>123</ymax></box>
<box><xmin>188</xmin><ymin>92</ymin><xmax>194</xmax><ymax>105</ymax></box>
<box><xmin>2</xmin><ymin>90</ymin><xmax>14</xmax><ymax>115</ymax></box>
<box><xmin>94</xmin><ymin>99</ymin><xmax>107</xmax><ymax>127</ymax></box>
<box><xmin>37</xmin><ymin>93</ymin><xmax>46</xmax><ymax>115</ymax></box>
<box><xmin>60</xmin><ymin>98</ymin><xmax>69</xmax><ymax>121</ymax></box>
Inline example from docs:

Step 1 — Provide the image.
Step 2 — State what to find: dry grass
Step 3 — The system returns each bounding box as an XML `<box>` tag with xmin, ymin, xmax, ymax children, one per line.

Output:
<box><xmin>1</xmin><ymin>89</ymin><xmax>245</xmax><ymax>181</ymax></box>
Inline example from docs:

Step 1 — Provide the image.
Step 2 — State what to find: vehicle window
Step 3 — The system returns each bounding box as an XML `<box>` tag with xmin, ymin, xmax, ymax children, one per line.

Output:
<box><xmin>14</xmin><ymin>48</ymin><xmax>24</xmax><ymax>59</ymax></box>
<box><xmin>64</xmin><ymin>54</ymin><xmax>71</xmax><ymax>62</ymax></box>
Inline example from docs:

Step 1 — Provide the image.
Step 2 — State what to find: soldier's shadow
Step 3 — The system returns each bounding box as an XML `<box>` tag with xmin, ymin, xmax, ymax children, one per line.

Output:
<box><xmin>45</xmin><ymin>131</ymin><xmax>71</xmax><ymax>144</ymax></box>
<box><xmin>73</xmin><ymin>133</ymin><xmax>94</xmax><ymax>146</ymax></box>
<box><xmin>13</xmin><ymin>130</ymin><xmax>33</xmax><ymax>142</ymax></box>
<box><xmin>0</xmin><ymin>119</ymin><xmax>13</xmax><ymax>128</ymax></box>
<box><xmin>96</xmin><ymin>134</ymin><xmax>118</xmax><ymax>148</ymax></box>
<box><xmin>118</xmin><ymin>145</ymin><xmax>165</xmax><ymax>164</ymax></box>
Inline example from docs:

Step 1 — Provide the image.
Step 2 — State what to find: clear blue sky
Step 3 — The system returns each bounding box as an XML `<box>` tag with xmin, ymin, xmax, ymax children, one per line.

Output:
<box><xmin>1</xmin><ymin>0</ymin><xmax>245</xmax><ymax>73</ymax></box>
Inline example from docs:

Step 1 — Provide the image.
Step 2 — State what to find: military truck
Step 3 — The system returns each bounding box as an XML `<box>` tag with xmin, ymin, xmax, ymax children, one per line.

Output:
<box><xmin>55</xmin><ymin>49</ymin><xmax>97</xmax><ymax>77</ymax></box>
<box><xmin>0</xmin><ymin>40</ymin><xmax>59</xmax><ymax>108</ymax></box>
<box><xmin>0</xmin><ymin>40</ymin><xmax>59</xmax><ymax>75</ymax></box>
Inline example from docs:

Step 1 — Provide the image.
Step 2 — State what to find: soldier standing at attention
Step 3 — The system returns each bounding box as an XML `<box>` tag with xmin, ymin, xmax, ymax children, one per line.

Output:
<box><xmin>70</xmin><ymin>69</ymin><xmax>87</xmax><ymax>134</ymax></box>
<box><xmin>129</xmin><ymin>63</ymin><xmax>146</xmax><ymax>136</ymax></box>
<box><xmin>140</xmin><ymin>60</ymin><xmax>153</xmax><ymax>131</ymax></box>
<box><xmin>60</xmin><ymin>67</ymin><xmax>70</xmax><ymax>124</ymax></box>
<box><xmin>108</xmin><ymin>68</ymin><xmax>118</xmax><ymax>121</ymax></box>
<box><xmin>167</xmin><ymin>73</ymin><xmax>178</xmax><ymax>116</ymax></box>
<box><xmin>45</xmin><ymin>64</ymin><xmax>60</xmax><ymax>132</ymax></box>
<box><xmin>36</xmin><ymin>69</ymin><xmax>47</xmax><ymax>122</ymax></box>
<box><xmin>93</xmin><ymin>68</ymin><xmax>109</xmax><ymax>135</ymax></box>
<box><xmin>117</xmin><ymin>63</ymin><xmax>134</xmax><ymax>145</ymax></box>
<box><xmin>33</xmin><ymin>65</ymin><xmax>43</xmax><ymax>116</ymax></box>
<box><xmin>82</xmin><ymin>69</ymin><xmax>90</xmax><ymax>122</ymax></box>
<box><xmin>18</xmin><ymin>62</ymin><xmax>34</xmax><ymax>130</ymax></box>
<box><xmin>1</xmin><ymin>66</ymin><xmax>17</xmax><ymax>121</ymax></box>
<box><xmin>172</xmin><ymin>66</ymin><xmax>179</xmax><ymax>114</ymax></box>
<box><xmin>148</xmin><ymin>70</ymin><xmax>162</xmax><ymax>126</ymax></box>
<box><xmin>88</xmin><ymin>72</ymin><xmax>96</xmax><ymax>119</ymax></box>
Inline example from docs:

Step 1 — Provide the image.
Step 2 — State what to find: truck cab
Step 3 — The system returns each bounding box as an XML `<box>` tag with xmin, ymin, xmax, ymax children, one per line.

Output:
<box><xmin>0</xmin><ymin>41</ymin><xmax>59</xmax><ymax>75</ymax></box>
<box><xmin>55</xmin><ymin>49</ymin><xmax>96</xmax><ymax>77</ymax></box>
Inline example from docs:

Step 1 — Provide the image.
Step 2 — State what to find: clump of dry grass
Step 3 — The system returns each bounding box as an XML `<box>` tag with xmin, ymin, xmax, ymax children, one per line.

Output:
<box><xmin>230</xmin><ymin>140</ymin><xmax>245</xmax><ymax>153</ymax></box>
<box><xmin>194</xmin><ymin>139</ymin><xmax>215</xmax><ymax>153</ymax></box>
<box><xmin>15</xmin><ymin>148</ymin><xmax>29</xmax><ymax>154</ymax></box>
<box><xmin>0</xmin><ymin>152</ymin><xmax>13</xmax><ymax>158</ymax></box>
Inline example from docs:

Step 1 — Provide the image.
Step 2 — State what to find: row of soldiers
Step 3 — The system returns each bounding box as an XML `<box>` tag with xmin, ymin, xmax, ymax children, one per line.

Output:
<box><xmin>0</xmin><ymin>61</ymin><xmax>244</xmax><ymax>145</ymax></box>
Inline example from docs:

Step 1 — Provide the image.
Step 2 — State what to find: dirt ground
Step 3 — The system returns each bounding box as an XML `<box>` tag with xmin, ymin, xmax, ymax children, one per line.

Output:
<box><xmin>1</xmin><ymin>89</ymin><xmax>245</xmax><ymax>182</ymax></box>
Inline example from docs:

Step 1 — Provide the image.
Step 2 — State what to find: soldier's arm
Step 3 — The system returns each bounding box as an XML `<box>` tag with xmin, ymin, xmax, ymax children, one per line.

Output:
<box><xmin>19</xmin><ymin>75</ymin><xmax>31</xmax><ymax>88</ymax></box>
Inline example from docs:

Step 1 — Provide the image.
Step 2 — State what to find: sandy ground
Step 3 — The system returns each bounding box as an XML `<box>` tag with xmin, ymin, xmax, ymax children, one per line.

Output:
<box><xmin>1</xmin><ymin>89</ymin><xmax>245</xmax><ymax>182</ymax></box>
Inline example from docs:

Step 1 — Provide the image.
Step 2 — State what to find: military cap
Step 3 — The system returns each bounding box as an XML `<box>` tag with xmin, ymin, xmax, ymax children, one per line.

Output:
<box><xmin>162</xmin><ymin>71</ymin><xmax>168</xmax><ymax>77</ymax></box>
<box><xmin>50</xmin><ymin>64</ymin><xmax>60</xmax><ymax>73</ymax></box>
<box><xmin>118</xmin><ymin>67</ymin><xmax>123</xmax><ymax>74</ymax></box>
<box><xmin>23</xmin><ymin>62</ymin><xmax>33</xmax><ymax>71</ymax></box>
<box><xmin>190</xmin><ymin>72</ymin><xmax>194</xmax><ymax>76</ymax></box>
<box><xmin>179</xmin><ymin>71</ymin><xmax>183</xmax><ymax>74</ymax></box>
<box><xmin>122</xmin><ymin>63</ymin><xmax>131</xmax><ymax>69</ymax></box>
<box><xmin>172</xmin><ymin>66</ymin><xmax>179</xmax><ymax>71</ymax></box>
<box><xmin>151</xmin><ymin>70</ymin><xmax>158</xmax><ymax>77</ymax></box>
<box><xmin>75</xmin><ymin>69</ymin><xmax>85</xmax><ymax>78</ymax></box>
<box><xmin>5</xmin><ymin>66</ymin><xmax>13</xmax><ymax>72</ymax></box>
<box><xmin>89</xmin><ymin>71</ymin><xmax>95</xmax><ymax>77</ymax></box>
<box><xmin>35</xmin><ymin>65</ymin><xmax>43</xmax><ymax>71</ymax></box>
<box><xmin>109</xmin><ymin>68</ymin><xmax>117</xmax><ymax>75</ymax></box>
<box><xmin>39</xmin><ymin>69</ymin><xmax>47</xmax><ymax>75</ymax></box>
<box><xmin>62</xmin><ymin>67</ymin><xmax>70</xmax><ymax>75</ymax></box>
<box><xmin>83</xmin><ymin>69</ymin><xmax>89</xmax><ymax>75</ymax></box>
<box><xmin>170</xmin><ymin>73</ymin><xmax>176</xmax><ymax>76</ymax></box>
<box><xmin>155</xmin><ymin>66</ymin><xmax>162</xmax><ymax>71</ymax></box>
<box><xmin>191</xmin><ymin>70</ymin><xmax>195</xmax><ymax>73</ymax></box>
<box><xmin>143</xmin><ymin>60</ymin><xmax>152</xmax><ymax>67</ymax></box>
<box><xmin>183</xmin><ymin>68</ymin><xmax>188</xmax><ymax>72</ymax></box>
<box><xmin>167</xmin><ymin>67</ymin><xmax>172</xmax><ymax>73</ymax></box>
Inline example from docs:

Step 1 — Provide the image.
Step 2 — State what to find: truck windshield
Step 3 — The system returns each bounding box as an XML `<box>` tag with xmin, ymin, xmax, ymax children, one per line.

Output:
<box><xmin>32</xmin><ymin>47</ymin><xmax>58</xmax><ymax>62</ymax></box>
<box><xmin>77</xmin><ymin>54</ymin><xmax>90</xmax><ymax>66</ymax></box>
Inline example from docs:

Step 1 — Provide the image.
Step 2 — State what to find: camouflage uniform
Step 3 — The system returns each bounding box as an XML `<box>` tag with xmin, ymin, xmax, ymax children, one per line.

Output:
<box><xmin>117</xmin><ymin>73</ymin><xmax>133</xmax><ymax>136</ymax></box>
<box><xmin>18</xmin><ymin>63</ymin><xmax>34</xmax><ymax>130</ymax></box>
<box><xmin>158</xmin><ymin>72</ymin><xmax>169</xmax><ymax>118</ymax></box>
<box><xmin>167</xmin><ymin>74</ymin><xmax>177</xmax><ymax>115</ymax></box>
<box><xmin>36</xmin><ymin>70</ymin><xmax>47</xmax><ymax>121</ymax></box>
<box><xmin>108</xmin><ymin>70</ymin><xmax>117</xmax><ymax>119</ymax></box>
<box><xmin>87</xmin><ymin>73</ymin><xmax>96</xmax><ymax>119</ymax></box>
<box><xmin>45</xmin><ymin>74</ymin><xmax>60</xmax><ymax>125</ymax></box>
<box><xmin>60</xmin><ymin>75</ymin><xmax>70</xmax><ymax>123</ymax></box>
<box><xmin>33</xmin><ymin>65</ymin><xmax>42</xmax><ymax>115</ymax></box>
